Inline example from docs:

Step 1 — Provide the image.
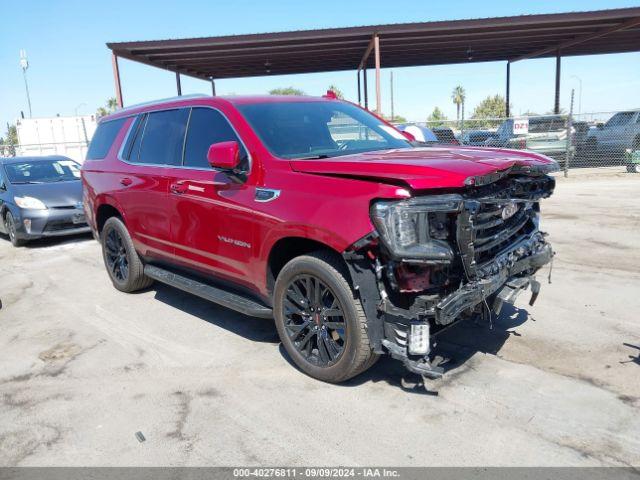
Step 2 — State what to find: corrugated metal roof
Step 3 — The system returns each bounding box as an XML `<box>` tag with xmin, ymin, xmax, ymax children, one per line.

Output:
<box><xmin>107</xmin><ymin>8</ymin><xmax>640</xmax><ymax>80</ymax></box>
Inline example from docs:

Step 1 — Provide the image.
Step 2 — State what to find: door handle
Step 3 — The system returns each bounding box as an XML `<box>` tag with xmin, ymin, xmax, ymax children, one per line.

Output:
<box><xmin>120</xmin><ymin>177</ymin><xmax>133</xmax><ymax>186</ymax></box>
<box><xmin>170</xmin><ymin>182</ymin><xmax>188</xmax><ymax>194</ymax></box>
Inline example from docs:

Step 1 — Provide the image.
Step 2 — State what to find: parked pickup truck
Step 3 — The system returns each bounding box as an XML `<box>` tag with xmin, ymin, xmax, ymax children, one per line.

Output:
<box><xmin>487</xmin><ymin>116</ymin><xmax>573</xmax><ymax>162</ymax></box>
<box><xmin>82</xmin><ymin>94</ymin><xmax>557</xmax><ymax>383</ymax></box>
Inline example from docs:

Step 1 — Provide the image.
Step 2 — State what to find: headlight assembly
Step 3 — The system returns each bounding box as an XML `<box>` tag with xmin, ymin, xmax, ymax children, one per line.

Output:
<box><xmin>370</xmin><ymin>194</ymin><xmax>462</xmax><ymax>262</ymax></box>
<box><xmin>14</xmin><ymin>196</ymin><xmax>48</xmax><ymax>210</ymax></box>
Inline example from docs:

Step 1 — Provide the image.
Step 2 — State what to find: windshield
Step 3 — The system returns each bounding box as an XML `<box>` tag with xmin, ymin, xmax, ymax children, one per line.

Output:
<box><xmin>236</xmin><ymin>101</ymin><xmax>412</xmax><ymax>159</ymax></box>
<box><xmin>4</xmin><ymin>159</ymin><xmax>81</xmax><ymax>184</ymax></box>
<box><xmin>605</xmin><ymin>112</ymin><xmax>635</xmax><ymax>128</ymax></box>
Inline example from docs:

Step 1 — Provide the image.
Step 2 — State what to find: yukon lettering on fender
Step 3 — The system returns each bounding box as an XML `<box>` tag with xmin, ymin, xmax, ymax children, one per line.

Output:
<box><xmin>218</xmin><ymin>235</ymin><xmax>251</xmax><ymax>249</ymax></box>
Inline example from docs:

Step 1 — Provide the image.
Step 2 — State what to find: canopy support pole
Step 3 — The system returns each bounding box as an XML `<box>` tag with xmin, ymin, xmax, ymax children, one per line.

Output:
<box><xmin>374</xmin><ymin>34</ymin><xmax>381</xmax><ymax>115</ymax></box>
<box><xmin>111</xmin><ymin>53</ymin><xmax>123</xmax><ymax>108</ymax></box>
<box><xmin>505</xmin><ymin>61</ymin><xmax>511</xmax><ymax>118</ymax></box>
<box><xmin>363</xmin><ymin>67</ymin><xmax>368</xmax><ymax>109</ymax></box>
<box><xmin>176</xmin><ymin>72</ymin><xmax>182</xmax><ymax>96</ymax></box>
<box><xmin>554</xmin><ymin>51</ymin><xmax>561</xmax><ymax>114</ymax></box>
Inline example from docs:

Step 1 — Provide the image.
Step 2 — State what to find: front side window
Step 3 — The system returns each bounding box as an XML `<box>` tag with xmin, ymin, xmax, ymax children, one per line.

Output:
<box><xmin>136</xmin><ymin>109</ymin><xmax>189</xmax><ymax>166</ymax></box>
<box><xmin>4</xmin><ymin>159</ymin><xmax>81</xmax><ymax>184</ymax></box>
<box><xmin>183</xmin><ymin>108</ymin><xmax>248</xmax><ymax>169</ymax></box>
<box><xmin>236</xmin><ymin>101</ymin><xmax>411</xmax><ymax>159</ymax></box>
<box><xmin>87</xmin><ymin>118</ymin><xmax>126</xmax><ymax>160</ymax></box>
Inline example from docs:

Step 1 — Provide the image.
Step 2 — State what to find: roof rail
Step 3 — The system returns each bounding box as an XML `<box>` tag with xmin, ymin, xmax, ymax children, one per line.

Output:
<box><xmin>115</xmin><ymin>94</ymin><xmax>209</xmax><ymax>115</ymax></box>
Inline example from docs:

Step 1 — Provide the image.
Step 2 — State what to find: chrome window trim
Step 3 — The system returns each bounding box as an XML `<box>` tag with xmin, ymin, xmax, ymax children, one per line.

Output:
<box><xmin>116</xmin><ymin>105</ymin><xmax>252</xmax><ymax>175</ymax></box>
<box><xmin>114</xmin><ymin>94</ymin><xmax>208</xmax><ymax>116</ymax></box>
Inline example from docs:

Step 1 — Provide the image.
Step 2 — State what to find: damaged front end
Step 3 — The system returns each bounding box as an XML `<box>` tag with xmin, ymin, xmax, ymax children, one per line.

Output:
<box><xmin>343</xmin><ymin>171</ymin><xmax>556</xmax><ymax>378</ymax></box>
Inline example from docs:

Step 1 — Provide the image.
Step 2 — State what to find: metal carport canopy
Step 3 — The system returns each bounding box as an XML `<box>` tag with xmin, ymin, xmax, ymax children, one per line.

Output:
<box><xmin>106</xmin><ymin>7</ymin><xmax>640</xmax><ymax>112</ymax></box>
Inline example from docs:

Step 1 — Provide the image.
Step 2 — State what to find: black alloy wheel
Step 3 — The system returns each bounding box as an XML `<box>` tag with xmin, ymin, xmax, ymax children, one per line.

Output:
<box><xmin>283</xmin><ymin>274</ymin><xmax>346</xmax><ymax>367</ymax></box>
<box><xmin>104</xmin><ymin>227</ymin><xmax>129</xmax><ymax>283</ymax></box>
<box><xmin>273</xmin><ymin>251</ymin><xmax>377</xmax><ymax>383</ymax></box>
<box><xmin>100</xmin><ymin>216</ymin><xmax>153</xmax><ymax>293</ymax></box>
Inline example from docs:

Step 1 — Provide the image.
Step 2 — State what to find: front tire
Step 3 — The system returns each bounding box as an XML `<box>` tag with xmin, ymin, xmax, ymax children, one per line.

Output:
<box><xmin>101</xmin><ymin>217</ymin><xmax>153</xmax><ymax>292</ymax></box>
<box><xmin>273</xmin><ymin>251</ymin><xmax>377</xmax><ymax>383</ymax></box>
<box><xmin>5</xmin><ymin>212</ymin><xmax>25</xmax><ymax>247</ymax></box>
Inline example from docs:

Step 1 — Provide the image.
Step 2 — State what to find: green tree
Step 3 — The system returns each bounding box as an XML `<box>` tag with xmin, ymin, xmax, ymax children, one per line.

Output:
<box><xmin>268</xmin><ymin>87</ymin><xmax>305</xmax><ymax>96</ymax></box>
<box><xmin>97</xmin><ymin>97</ymin><xmax>118</xmax><ymax>117</ymax></box>
<box><xmin>0</xmin><ymin>124</ymin><xmax>18</xmax><ymax>157</ymax></box>
<box><xmin>327</xmin><ymin>85</ymin><xmax>344</xmax><ymax>99</ymax></box>
<box><xmin>471</xmin><ymin>94</ymin><xmax>508</xmax><ymax>127</ymax></box>
<box><xmin>451</xmin><ymin>85</ymin><xmax>466</xmax><ymax>124</ymax></box>
<box><xmin>427</xmin><ymin>107</ymin><xmax>448</xmax><ymax>127</ymax></box>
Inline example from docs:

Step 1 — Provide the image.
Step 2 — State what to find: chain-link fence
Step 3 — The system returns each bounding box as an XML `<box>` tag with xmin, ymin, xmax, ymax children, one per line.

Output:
<box><xmin>405</xmin><ymin>109</ymin><xmax>640</xmax><ymax>174</ymax></box>
<box><xmin>2</xmin><ymin>110</ymin><xmax>640</xmax><ymax>173</ymax></box>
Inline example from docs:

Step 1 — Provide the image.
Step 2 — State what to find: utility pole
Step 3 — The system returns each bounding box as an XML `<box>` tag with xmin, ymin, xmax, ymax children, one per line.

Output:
<box><xmin>19</xmin><ymin>50</ymin><xmax>33</xmax><ymax>118</ymax></box>
<box><xmin>390</xmin><ymin>71</ymin><xmax>395</xmax><ymax>122</ymax></box>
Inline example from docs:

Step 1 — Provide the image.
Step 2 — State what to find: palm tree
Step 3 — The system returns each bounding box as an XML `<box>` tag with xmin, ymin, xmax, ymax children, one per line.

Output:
<box><xmin>97</xmin><ymin>97</ymin><xmax>119</xmax><ymax>117</ymax></box>
<box><xmin>451</xmin><ymin>86</ymin><xmax>466</xmax><ymax>124</ymax></box>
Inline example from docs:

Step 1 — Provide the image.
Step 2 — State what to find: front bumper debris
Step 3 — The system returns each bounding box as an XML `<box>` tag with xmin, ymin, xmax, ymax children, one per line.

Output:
<box><xmin>436</xmin><ymin>239</ymin><xmax>553</xmax><ymax>325</ymax></box>
<box><xmin>344</xmin><ymin>226</ymin><xmax>554</xmax><ymax>380</ymax></box>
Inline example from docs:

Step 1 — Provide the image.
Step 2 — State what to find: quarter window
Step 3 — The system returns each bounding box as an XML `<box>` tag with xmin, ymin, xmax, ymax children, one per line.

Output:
<box><xmin>183</xmin><ymin>108</ymin><xmax>248</xmax><ymax>169</ymax></box>
<box><xmin>87</xmin><ymin>118</ymin><xmax>126</xmax><ymax>160</ymax></box>
<box><xmin>136</xmin><ymin>109</ymin><xmax>189</xmax><ymax>166</ymax></box>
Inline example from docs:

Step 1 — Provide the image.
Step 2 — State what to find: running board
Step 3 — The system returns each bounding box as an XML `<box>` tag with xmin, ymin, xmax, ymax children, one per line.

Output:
<box><xmin>144</xmin><ymin>265</ymin><xmax>273</xmax><ymax>319</ymax></box>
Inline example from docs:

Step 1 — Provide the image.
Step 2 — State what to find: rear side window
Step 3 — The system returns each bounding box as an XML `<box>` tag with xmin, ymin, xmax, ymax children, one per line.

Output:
<box><xmin>136</xmin><ymin>109</ymin><xmax>189</xmax><ymax>166</ymax></box>
<box><xmin>183</xmin><ymin>108</ymin><xmax>248</xmax><ymax>169</ymax></box>
<box><xmin>87</xmin><ymin>118</ymin><xmax>126</xmax><ymax>160</ymax></box>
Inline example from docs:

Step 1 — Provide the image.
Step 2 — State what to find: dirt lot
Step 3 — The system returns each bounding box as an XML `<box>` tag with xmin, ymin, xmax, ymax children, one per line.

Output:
<box><xmin>0</xmin><ymin>169</ymin><xmax>639</xmax><ymax>467</ymax></box>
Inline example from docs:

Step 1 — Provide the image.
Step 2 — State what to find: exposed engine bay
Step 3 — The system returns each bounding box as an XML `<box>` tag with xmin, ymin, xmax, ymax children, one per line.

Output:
<box><xmin>344</xmin><ymin>170</ymin><xmax>556</xmax><ymax>378</ymax></box>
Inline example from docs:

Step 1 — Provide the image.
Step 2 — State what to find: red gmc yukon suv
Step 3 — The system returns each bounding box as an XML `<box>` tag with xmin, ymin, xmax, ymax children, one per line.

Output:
<box><xmin>82</xmin><ymin>93</ymin><xmax>556</xmax><ymax>383</ymax></box>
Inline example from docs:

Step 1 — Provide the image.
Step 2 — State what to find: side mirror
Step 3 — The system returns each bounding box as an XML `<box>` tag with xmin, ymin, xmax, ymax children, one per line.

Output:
<box><xmin>596</xmin><ymin>123</ymin><xmax>604</xmax><ymax>130</ymax></box>
<box><xmin>207</xmin><ymin>141</ymin><xmax>240</xmax><ymax>170</ymax></box>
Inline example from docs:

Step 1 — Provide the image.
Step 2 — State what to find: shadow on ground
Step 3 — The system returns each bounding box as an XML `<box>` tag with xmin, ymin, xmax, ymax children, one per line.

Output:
<box><xmin>0</xmin><ymin>232</ymin><xmax>93</xmax><ymax>249</ymax></box>
<box><xmin>342</xmin><ymin>303</ymin><xmax>531</xmax><ymax>394</ymax></box>
<box><xmin>152</xmin><ymin>283</ymin><xmax>280</xmax><ymax>344</ymax></box>
<box><xmin>621</xmin><ymin>343</ymin><xmax>640</xmax><ymax>366</ymax></box>
<box><xmin>150</xmin><ymin>279</ymin><xmax>532</xmax><ymax>392</ymax></box>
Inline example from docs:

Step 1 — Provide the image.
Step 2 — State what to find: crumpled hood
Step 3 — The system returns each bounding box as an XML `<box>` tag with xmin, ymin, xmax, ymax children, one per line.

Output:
<box><xmin>12</xmin><ymin>180</ymin><xmax>83</xmax><ymax>207</ymax></box>
<box><xmin>289</xmin><ymin>146</ymin><xmax>558</xmax><ymax>190</ymax></box>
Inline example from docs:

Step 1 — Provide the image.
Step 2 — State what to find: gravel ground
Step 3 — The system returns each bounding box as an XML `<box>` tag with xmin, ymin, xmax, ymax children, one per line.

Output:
<box><xmin>0</xmin><ymin>170</ymin><xmax>639</xmax><ymax>467</ymax></box>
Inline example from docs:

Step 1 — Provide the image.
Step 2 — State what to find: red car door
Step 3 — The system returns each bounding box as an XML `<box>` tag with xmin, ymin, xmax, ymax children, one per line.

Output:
<box><xmin>116</xmin><ymin>109</ymin><xmax>189</xmax><ymax>260</ymax></box>
<box><xmin>166</xmin><ymin>107</ymin><xmax>257</xmax><ymax>289</ymax></box>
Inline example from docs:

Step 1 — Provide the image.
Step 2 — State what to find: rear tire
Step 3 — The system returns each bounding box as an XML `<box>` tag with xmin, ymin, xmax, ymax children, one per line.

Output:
<box><xmin>273</xmin><ymin>251</ymin><xmax>377</xmax><ymax>383</ymax></box>
<box><xmin>101</xmin><ymin>216</ymin><xmax>153</xmax><ymax>292</ymax></box>
<box><xmin>5</xmin><ymin>212</ymin><xmax>26</xmax><ymax>247</ymax></box>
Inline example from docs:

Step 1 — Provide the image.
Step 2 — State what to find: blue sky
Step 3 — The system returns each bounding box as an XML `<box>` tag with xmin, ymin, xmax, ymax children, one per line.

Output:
<box><xmin>1</xmin><ymin>0</ymin><xmax>639</xmax><ymax>129</ymax></box>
